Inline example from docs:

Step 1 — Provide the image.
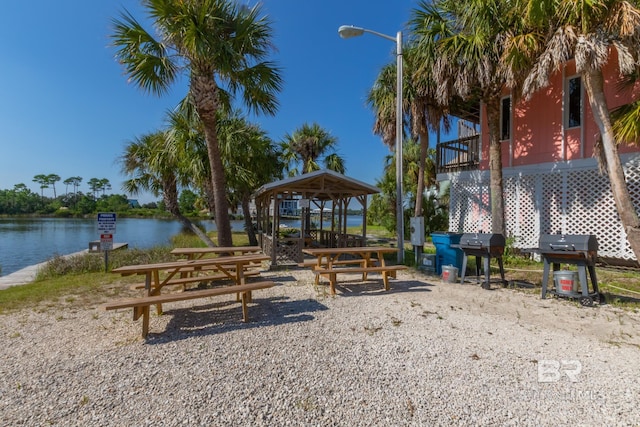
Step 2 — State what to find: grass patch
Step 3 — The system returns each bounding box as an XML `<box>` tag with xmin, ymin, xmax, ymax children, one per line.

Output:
<box><xmin>0</xmin><ymin>272</ymin><xmax>122</xmax><ymax>314</ymax></box>
<box><xmin>170</xmin><ymin>231</ymin><xmax>251</xmax><ymax>248</ymax></box>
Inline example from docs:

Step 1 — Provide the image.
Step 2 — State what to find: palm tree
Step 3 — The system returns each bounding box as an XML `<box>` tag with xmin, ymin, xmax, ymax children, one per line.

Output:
<box><xmin>164</xmin><ymin>99</ymin><xmax>216</xmax><ymax>217</ymax></box>
<box><xmin>611</xmin><ymin>70</ymin><xmax>640</xmax><ymax>144</ymax></box>
<box><xmin>120</xmin><ymin>130</ymin><xmax>215</xmax><ymax>246</ymax></box>
<box><xmin>410</xmin><ymin>0</ymin><xmax>523</xmax><ymax>236</ymax></box>
<box><xmin>367</xmin><ymin>61</ymin><xmax>407</xmax><ymax>232</ymax></box>
<box><xmin>509</xmin><ymin>0</ymin><xmax>640</xmax><ymax>260</ymax></box>
<box><xmin>111</xmin><ymin>0</ymin><xmax>282</xmax><ymax>247</ymax></box>
<box><xmin>218</xmin><ymin>112</ymin><xmax>284</xmax><ymax>245</ymax></box>
<box><xmin>403</xmin><ymin>139</ymin><xmax>437</xmax><ymax>208</ymax></box>
<box><xmin>280</xmin><ymin>123</ymin><xmax>345</xmax><ymax>176</ymax></box>
<box><xmin>369</xmin><ymin>153</ymin><xmax>402</xmax><ymax>233</ymax></box>
<box><xmin>367</xmin><ymin>45</ymin><xmax>450</xmax><ymax>220</ymax></box>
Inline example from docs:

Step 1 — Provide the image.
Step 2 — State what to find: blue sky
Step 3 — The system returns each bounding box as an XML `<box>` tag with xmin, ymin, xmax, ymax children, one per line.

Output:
<box><xmin>0</xmin><ymin>0</ymin><xmax>436</xmax><ymax>204</ymax></box>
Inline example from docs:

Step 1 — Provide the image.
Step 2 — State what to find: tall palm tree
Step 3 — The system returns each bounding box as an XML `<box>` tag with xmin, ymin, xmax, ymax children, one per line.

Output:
<box><xmin>367</xmin><ymin>61</ymin><xmax>408</xmax><ymax>235</ymax></box>
<box><xmin>367</xmin><ymin>45</ymin><xmax>449</xmax><ymax>220</ymax></box>
<box><xmin>111</xmin><ymin>0</ymin><xmax>282</xmax><ymax>247</ymax></box>
<box><xmin>218</xmin><ymin>112</ymin><xmax>284</xmax><ymax>245</ymax></box>
<box><xmin>411</xmin><ymin>0</ymin><xmax>523</xmax><ymax>236</ymax></box>
<box><xmin>509</xmin><ymin>0</ymin><xmax>640</xmax><ymax>260</ymax></box>
<box><xmin>280</xmin><ymin>123</ymin><xmax>345</xmax><ymax>176</ymax></box>
<box><xmin>120</xmin><ymin>131</ymin><xmax>215</xmax><ymax>246</ymax></box>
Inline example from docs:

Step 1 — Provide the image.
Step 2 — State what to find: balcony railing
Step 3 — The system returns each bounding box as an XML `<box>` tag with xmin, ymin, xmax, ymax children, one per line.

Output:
<box><xmin>436</xmin><ymin>134</ymin><xmax>480</xmax><ymax>174</ymax></box>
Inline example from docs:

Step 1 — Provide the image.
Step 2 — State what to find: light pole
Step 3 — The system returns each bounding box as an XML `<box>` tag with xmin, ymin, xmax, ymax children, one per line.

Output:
<box><xmin>338</xmin><ymin>25</ymin><xmax>404</xmax><ymax>263</ymax></box>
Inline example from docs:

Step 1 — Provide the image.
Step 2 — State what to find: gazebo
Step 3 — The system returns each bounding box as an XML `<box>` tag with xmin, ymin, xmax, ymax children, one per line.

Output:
<box><xmin>252</xmin><ymin>169</ymin><xmax>380</xmax><ymax>266</ymax></box>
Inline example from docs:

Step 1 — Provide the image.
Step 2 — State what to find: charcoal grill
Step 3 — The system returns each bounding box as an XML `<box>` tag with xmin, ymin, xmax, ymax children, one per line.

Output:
<box><xmin>538</xmin><ymin>234</ymin><xmax>601</xmax><ymax>306</ymax></box>
<box><xmin>458</xmin><ymin>233</ymin><xmax>506</xmax><ymax>289</ymax></box>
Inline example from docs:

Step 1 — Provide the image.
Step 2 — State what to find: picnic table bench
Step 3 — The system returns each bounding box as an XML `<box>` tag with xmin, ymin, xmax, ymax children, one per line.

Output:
<box><xmin>128</xmin><ymin>269</ymin><xmax>261</xmax><ymax>291</ymax></box>
<box><xmin>103</xmin><ymin>281</ymin><xmax>276</xmax><ymax>338</ymax></box>
<box><xmin>302</xmin><ymin>246</ymin><xmax>407</xmax><ymax>295</ymax></box>
<box><xmin>105</xmin><ymin>253</ymin><xmax>272</xmax><ymax>338</ymax></box>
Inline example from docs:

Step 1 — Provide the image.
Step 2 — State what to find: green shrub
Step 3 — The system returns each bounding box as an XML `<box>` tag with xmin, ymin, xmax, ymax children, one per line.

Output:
<box><xmin>36</xmin><ymin>247</ymin><xmax>174</xmax><ymax>279</ymax></box>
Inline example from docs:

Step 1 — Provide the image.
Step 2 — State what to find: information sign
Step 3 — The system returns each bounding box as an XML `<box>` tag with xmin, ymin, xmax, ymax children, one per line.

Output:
<box><xmin>97</xmin><ymin>212</ymin><xmax>117</xmax><ymax>233</ymax></box>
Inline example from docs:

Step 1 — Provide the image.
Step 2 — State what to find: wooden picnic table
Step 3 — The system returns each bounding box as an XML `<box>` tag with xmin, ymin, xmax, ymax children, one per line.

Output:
<box><xmin>106</xmin><ymin>253</ymin><xmax>272</xmax><ymax>338</ymax></box>
<box><xmin>170</xmin><ymin>245</ymin><xmax>262</xmax><ymax>260</ymax></box>
<box><xmin>112</xmin><ymin>253</ymin><xmax>270</xmax><ymax>294</ymax></box>
<box><xmin>301</xmin><ymin>246</ymin><xmax>406</xmax><ymax>295</ymax></box>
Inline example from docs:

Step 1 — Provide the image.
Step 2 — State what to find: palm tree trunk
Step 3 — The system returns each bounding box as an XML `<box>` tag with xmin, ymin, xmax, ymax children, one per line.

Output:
<box><xmin>583</xmin><ymin>70</ymin><xmax>640</xmax><ymax>260</ymax></box>
<box><xmin>202</xmin><ymin>178</ymin><xmax>216</xmax><ymax>218</ymax></box>
<box><xmin>163</xmin><ymin>176</ymin><xmax>216</xmax><ymax>247</ymax></box>
<box><xmin>191</xmin><ymin>73</ymin><xmax>233</xmax><ymax>247</ymax></box>
<box><xmin>241</xmin><ymin>194</ymin><xmax>258</xmax><ymax>246</ymax></box>
<box><xmin>485</xmin><ymin>97</ymin><xmax>506</xmax><ymax>236</ymax></box>
<box><xmin>415</xmin><ymin>127</ymin><xmax>428</xmax><ymax>217</ymax></box>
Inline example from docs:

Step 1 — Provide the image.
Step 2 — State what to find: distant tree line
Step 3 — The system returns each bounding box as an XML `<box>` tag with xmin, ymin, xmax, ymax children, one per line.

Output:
<box><xmin>0</xmin><ymin>175</ymin><xmax>157</xmax><ymax>216</ymax></box>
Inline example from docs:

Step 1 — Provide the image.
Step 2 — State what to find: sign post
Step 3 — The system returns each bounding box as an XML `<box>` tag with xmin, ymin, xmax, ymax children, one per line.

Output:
<box><xmin>97</xmin><ymin>213</ymin><xmax>116</xmax><ymax>272</ymax></box>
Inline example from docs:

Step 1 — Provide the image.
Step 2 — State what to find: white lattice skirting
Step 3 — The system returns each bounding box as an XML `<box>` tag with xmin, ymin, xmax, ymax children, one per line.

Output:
<box><xmin>444</xmin><ymin>153</ymin><xmax>640</xmax><ymax>262</ymax></box>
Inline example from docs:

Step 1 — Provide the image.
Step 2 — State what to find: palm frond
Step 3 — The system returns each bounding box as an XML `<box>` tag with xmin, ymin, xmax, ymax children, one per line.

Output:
<box><xmin>111</xmin><ymin>10</ymin><xmax>178</xmax><ymax>96</ymax></box>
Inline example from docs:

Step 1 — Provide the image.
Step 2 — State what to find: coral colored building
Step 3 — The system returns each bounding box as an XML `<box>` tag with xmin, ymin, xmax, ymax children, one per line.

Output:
<box><xmin>436</xmin><ymin>54</ymin><xmax>640</xmax><ymax>262</ymax></box>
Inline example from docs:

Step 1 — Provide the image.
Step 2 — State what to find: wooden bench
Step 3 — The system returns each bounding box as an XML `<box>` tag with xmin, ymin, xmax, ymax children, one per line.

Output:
<box><xmin>312</xmin><ymin>265</ymin><xmax>407</xmax><ymax>295</ymax></box>
<box><xmin>129</xmin><ymin>270</ymin><xmax>261</xmax><ymax>291</ymax></box>
<box><xmin>103</xmin><ymin>281</ymin><xmax>276</xmax><ymax>338</ymax></box>
<box><xmin>298</xmin><ymin>258</ymin><xmax>379</xmax><ymax>268</ymax></box>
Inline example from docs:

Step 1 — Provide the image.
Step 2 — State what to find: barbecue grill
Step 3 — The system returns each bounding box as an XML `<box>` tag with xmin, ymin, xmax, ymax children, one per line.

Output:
<box><xmin>458</xmin><ymin>233</ymin><xmax>506</xmax><ymax>289</ymax></box>
<box><xmin>538</xmin><ymin>234</ymin><xmax>601</xmax><ymax>306</ymax></box>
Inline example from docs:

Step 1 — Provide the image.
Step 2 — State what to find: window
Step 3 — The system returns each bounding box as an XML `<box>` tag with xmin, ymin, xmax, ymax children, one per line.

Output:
<box><xmin>500</xmin><ymin>96</ymin><xmax>511</xmax><ymax>140</ymax></box>
<box><xmin>566</xmin><ymin>76</ymin><xmax>582</xmax><ymax>128</ymax></box>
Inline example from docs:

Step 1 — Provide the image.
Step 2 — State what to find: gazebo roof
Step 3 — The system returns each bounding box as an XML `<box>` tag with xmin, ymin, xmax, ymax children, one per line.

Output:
<box><xmin>253</xmin><ymin>169</ymin><xmax>380</xmax><ymax>201</ymax></box>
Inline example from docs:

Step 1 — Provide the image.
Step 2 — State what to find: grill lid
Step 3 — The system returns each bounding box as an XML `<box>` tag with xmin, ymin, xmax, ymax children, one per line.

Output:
<box><xmin>459</xmin><ymin>233</ymin><xmax>505</xmax><ymax>248</ymax></box>
<box><xmin>538</xmin><ymin>234</ymin><xmax>598</xmax><ymax>252</ymax></box>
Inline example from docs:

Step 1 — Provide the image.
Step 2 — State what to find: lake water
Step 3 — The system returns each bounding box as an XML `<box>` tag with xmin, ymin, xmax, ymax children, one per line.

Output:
<box><xmin>0</xmin><ymin>216</ymin><xmax>363</xmax><ymax>276</ymax></box>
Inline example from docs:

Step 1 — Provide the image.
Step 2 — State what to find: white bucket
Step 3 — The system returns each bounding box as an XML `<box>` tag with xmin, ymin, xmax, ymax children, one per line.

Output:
<box><xmin>554</xmin><ymin>270</ymin><xmax>579</xmax><ymax>295</ymax></box>
<box><xmin>441</xmin><ymin>265</ymin><xmax>458</xmax><ymax>283</ymax></box>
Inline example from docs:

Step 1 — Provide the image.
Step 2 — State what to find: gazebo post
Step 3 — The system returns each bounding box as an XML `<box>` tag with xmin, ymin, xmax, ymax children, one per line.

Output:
<box><xmin>361</xmin><ymin>195</ymin><xmax>368</xmax><ymax>246</ymax></box>
<box><xmin>270</xmin><ymin>197</ymin><xmax>277</xmax><ymax>264</ymax></box>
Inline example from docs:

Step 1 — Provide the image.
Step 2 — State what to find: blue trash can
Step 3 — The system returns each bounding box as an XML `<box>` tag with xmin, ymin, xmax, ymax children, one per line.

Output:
<box><xmin>431</xmin><ymin>232</ymin><xmax>464</xmax><ymax>275</ymax></box>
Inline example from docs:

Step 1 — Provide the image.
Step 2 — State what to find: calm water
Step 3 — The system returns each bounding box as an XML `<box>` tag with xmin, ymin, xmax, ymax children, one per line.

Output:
<box><xmin>0</xmin><ymin>216</ymin><xmax>362</xmax><ymax>276</ymax></box>
<box><xmin>0</xmin><ymin>217</ymin><xmax>220</xmax><ymax>276</ymax></box>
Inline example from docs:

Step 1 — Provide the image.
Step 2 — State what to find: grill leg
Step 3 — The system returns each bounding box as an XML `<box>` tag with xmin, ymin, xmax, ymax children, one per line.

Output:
<box><xmin>497</xmin><ymin>256</ymin><xmax>506</xmax><ymax>285</ymax></box>
<box><xmin>541</xmin><ymin>258</ymin><xmax>551</xmax><ymax>299</ymax></box>
<box><xmin>475</xmin><ymin>256</ymin><xmax>481</xmax><ymax>282</ymax></box>
<box><xmin>577</xmin><ymin>265</ymin><xmax>589</xmax><ymax>296</ymax></box>
<box><xmin>460</xmin><ymin>254</ymin><xmax>468</xmax><ymax>284</ymax></box>
<box><xmin>481</xmin><ymin>256</ymin><xmax>490</xmax><ymax>289</ymax></box>
<box><xmin>588</xmin><ymin>265</ymin><xmax>599</xmax><ymax>294</ymax></box>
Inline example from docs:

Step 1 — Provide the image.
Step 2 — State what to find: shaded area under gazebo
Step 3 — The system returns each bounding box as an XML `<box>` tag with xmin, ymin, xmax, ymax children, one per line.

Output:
<box><xmin>252</xmin><ymin>169</ymin><xmax>381</xmax><ymax>266</ymax></box>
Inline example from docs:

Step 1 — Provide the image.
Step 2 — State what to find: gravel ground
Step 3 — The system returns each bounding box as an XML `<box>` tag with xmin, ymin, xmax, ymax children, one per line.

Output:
<box><xmin>1</xmin><ymin>267</ymin><xmax>639</xmax><ymax>426</ymax></box>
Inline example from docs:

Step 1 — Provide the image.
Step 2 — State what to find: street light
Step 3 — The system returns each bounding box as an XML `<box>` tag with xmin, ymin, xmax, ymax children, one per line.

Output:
<box><xmin>338</xmin><ymin>25</ymin><xmax>404</xmax><ymax>263</ymax></box>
